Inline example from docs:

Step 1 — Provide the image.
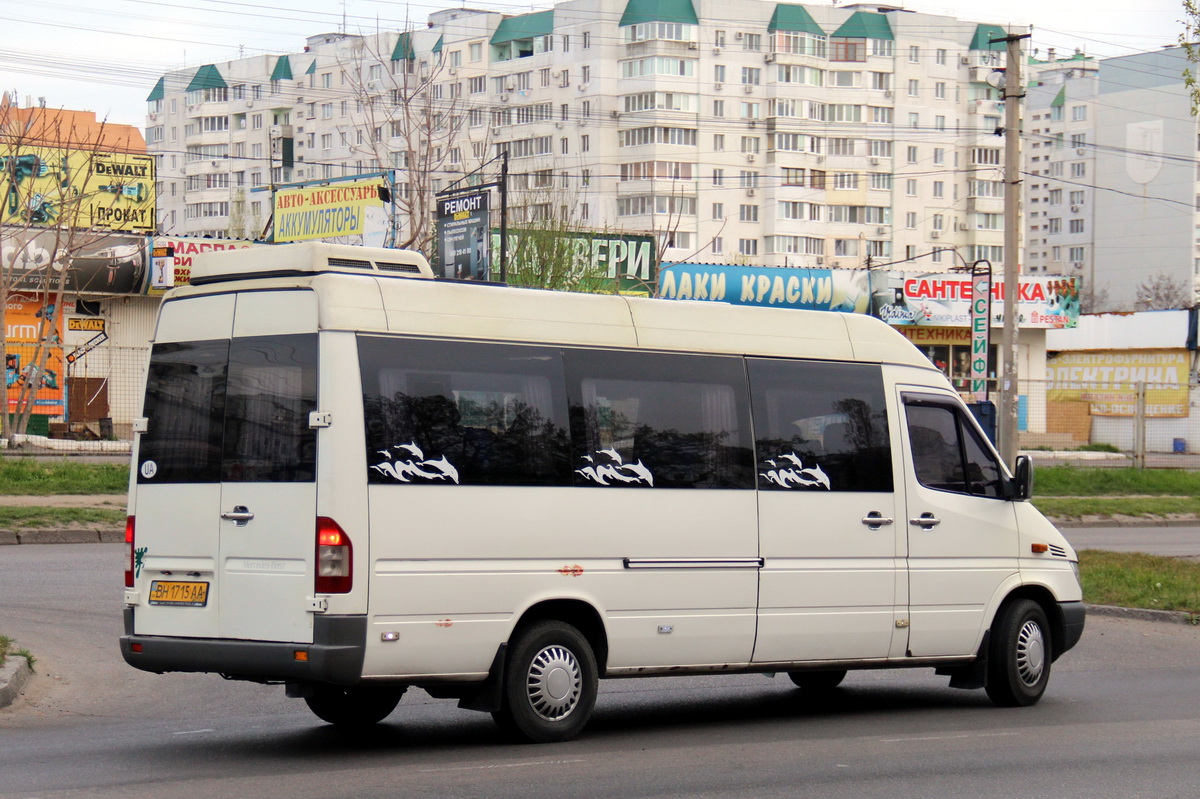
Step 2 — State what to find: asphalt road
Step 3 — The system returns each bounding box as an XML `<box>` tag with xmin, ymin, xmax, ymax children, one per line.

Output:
<box><xmin>2</xmin><ymin>544</ymin><xmax>1199</xmax><ymax>799</ymax></box>
<box><xmin>1062</xmin><ymin>526</ymin><xmax>1200</xmax><ymax>558</ymax></box>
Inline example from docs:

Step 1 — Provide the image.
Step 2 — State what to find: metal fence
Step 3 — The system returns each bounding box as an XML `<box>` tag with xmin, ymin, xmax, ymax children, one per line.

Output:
<box><xmin>60</xmin><ymin>345</ymin><xmax>148</xmax><ymax>441</ymax></box>
<box><xmin>1017</xmin><ymin>379</ymin><xmax>1200</xmax><ymax>468</ymax></box>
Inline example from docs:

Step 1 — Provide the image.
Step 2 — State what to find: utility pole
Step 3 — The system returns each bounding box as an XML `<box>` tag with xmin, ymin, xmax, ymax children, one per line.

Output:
<box><xmin>995</xmin><ymin>31</ymin><xmax>1030</xmax><ymax>468</ymax></box>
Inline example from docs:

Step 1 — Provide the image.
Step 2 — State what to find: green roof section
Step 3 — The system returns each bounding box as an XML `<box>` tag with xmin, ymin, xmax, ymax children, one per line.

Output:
<box><xmin>305</xmin><ymin>60</ymin><xmax>316</xmax><ymax>75</ymax></box>
<box><xmin>491</xmin><ymin>10</ymin><xmax>556</xmax><ymax>43</ymax></box>
<box><xmin>831</xmin><ymin>10</ymin><xmax>892</xmax><ymax>40</ymax></box>
<box><xmin>768</xmin><ymin>4</ymin><xmax>825</xmax><ymax>35</ymax></box>
<box><xmin>146</xmin><ymin>77</ymin><xmax>165</xmax><ymax>103</ymax></box>
<box><xmin>970</xmin><ymin>23</ymin><xmax>1008</xmax><ymax>51</ymax></box>
<box><xmin>432</xmin><ymin>35</ymin><xmax>444</xmax><ymax>53</ymax></box>
<box><xmin>618</xmin><ymin>0</ymin><xmax>697</xmax><ymax>28</ymax></box>
<box><xmin>1051</xmin><ymin>86</ymin><xmax>1066</xmax><ymax>107</ymax></box>
<box><xmin>270</xmin><ymin>56</ymin><xmax>293</xmax><ymax>81</ymax></box>
<box><xmin>185</xmin><ymin>64</ymin><xmax>227</xmax><ymax>92</ymax></box>
<box><xmin>392</xmin><ymin>31</ymin><xmax>415</xmax><ymax>60</ymax></box>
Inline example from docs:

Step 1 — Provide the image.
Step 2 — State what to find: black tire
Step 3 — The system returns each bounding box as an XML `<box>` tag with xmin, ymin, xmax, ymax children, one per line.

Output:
<box><xmin>492</xmin><ymin>620</ymin><xmax>598</xmax><ymax>743</ymax></box>
<box><xmin>304</xmin><ymin>685</ymin><xmax>404</xmax><ymax>727</ymax></box>
<box><xmin>787</xmin><ymin>670</ymin><xmax>847</xmax><ymax>691</ymax></box>
<box><xmin>985</xmin><ymin>599</ymin><xmax>1052</xmax><ymax>707</ymax></box>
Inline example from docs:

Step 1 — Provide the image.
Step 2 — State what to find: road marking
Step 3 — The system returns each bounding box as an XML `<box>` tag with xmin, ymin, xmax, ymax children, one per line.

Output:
<box><xmin>419</xmin><ymin>759</ymin><xmax>585</xmax><ymax>774</ymax></box>
<box><xmin>880</xmin><ymin>732</ymin><xmax>1019</xmax><ymax>743</ymax></box>
<box><xmin>171</xmin><ymin>729</ymin><xmax>215</xmax><ymax>735</ymax></box>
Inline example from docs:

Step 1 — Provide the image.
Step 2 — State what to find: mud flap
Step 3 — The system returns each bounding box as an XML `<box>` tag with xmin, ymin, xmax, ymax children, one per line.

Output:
<box><xmin>457</xmin><ymin>643</ymin><xmax>507</xmax><ymax>712</ymax></box>
<box><xmin>936</xmin><ymin>631</ymin><xmax>990</xmax><ymax>690</ymax></box>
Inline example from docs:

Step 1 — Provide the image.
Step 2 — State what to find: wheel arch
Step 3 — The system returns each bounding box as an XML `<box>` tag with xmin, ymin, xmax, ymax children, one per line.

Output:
<box><xmin>995</xmin><ymin>584</ymin><xmax>1069</xmax><ymax>661</ymax></box>
<box><xmin>513</xmin><ymin>598</ymin><xmax>610</xmax><ymax>675</ymax></box>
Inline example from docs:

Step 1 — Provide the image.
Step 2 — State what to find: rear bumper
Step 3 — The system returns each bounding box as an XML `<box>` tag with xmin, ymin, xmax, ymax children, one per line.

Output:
<box><xmin>1056</xmin><ymin>600</ymin><xmax>1086</xmax><ymax>659</ymax></box>
<box><xmin>120</xmin><ymin>609</ymin><xmax>366</xmax><ymax>685</ymax></box>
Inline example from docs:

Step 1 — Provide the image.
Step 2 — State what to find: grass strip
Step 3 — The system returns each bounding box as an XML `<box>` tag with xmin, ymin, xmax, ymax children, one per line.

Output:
<box><xmin>0</xmin><ymin>506</ymin><xmax>126</xmax><ymax>529</ymax></box>
<box><xmin>1033</xmin><ymin>496</ymin><xmax>1200</xmax><ymax>520</ymax></box>
<box><xmin>1079</xmin><ymin>549</ymin><xmax>1200</xmax><ymax>615</ymax></box>
<box><xmin>1035</xmin><ymin>466</ymin><xmax>1200</xmax><ymax>497</ymax></box>
<box><xmin>0</xmin><ymin>458</ymin><xmax>127</xmax><ymax>495</ymax></box>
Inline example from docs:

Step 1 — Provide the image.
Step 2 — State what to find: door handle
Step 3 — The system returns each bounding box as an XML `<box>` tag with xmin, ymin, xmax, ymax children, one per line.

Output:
<box><xmin>909</xmin><ymin>512</ymin><xmax>940</xmax><ymax>530</ymax></box>
<box><xmin>221</xmin><ymin>505</ymin><xmax>254</xmax><ymax>526</ymax></box>
<box><xmin>861</xmin><ymin>511</ymin><xmax>894</xmax><ymax>530</ymax></box>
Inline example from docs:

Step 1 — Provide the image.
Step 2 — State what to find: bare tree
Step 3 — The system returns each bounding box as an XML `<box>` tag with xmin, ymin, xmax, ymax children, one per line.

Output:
<box><xmin>1181</xmin><ymin>2</ymin><xmax>1200</xmax><ymax>115</ymax></box>
<box><xmin>338</xmin><ymin>32</ymin><xmax>468</xmax><ymax>257</ymax></box>
<box><xmin>1133</xmin><ymin>271</ymin><xmax>1192</xmax><ymax>311</ymax></box>
<box><xmin>1</xmin><ymin>100</ymin><xmax>143</xmax><ymax>445</ymax></box>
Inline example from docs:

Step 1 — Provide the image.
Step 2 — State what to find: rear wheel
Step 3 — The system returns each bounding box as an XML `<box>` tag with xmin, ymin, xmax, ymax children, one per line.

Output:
<box><xmin>304</xmin><ymin>685</ymin><xmax>404</xmax><ymax>727</ymax></box>
<box><xmin>985</xmin><ymin>599</ymin><xmax>1051</xmax><ymax>707</ymax></box>
<box><xmin>787</xmin><ymin>670</ymin><xmax>847</xmax><ymax>691</ymax></box>
<box><xmin>492</xmin><ymin>620</ymin><xmax>598</xmax><ymax>743</ymax></box>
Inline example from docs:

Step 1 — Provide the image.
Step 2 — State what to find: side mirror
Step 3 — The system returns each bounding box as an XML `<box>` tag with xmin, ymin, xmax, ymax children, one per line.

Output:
<box><xmin>1011</xmin><ymin>454</ymin><xmax>1033</xmax><ymax>500</ymax></box>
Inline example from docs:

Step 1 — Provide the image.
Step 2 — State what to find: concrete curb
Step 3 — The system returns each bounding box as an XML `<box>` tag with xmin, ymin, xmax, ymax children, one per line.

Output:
<box><xmin>0</xmin><ymin>529</ymin><xmax>123</xmax><ymax>544</ymax></box>
<box><xmin>1084</xmin><ymin>603</ymin><xmax>1200</xmax><ymax>625</ymax></box>
<box><xmin>0</xmin><ymin>655</ymin><xmax>32</xmax><ymax>710</ymax></box>
<box><xmin>1054</xmin><ymin>517</ymin><xmax>1200</xmax><ymax>529</ymax></box>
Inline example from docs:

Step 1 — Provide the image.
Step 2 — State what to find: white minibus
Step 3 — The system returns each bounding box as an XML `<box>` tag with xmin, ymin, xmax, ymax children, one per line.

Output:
<box><xmin>121</xmin><ymin>243</ymin><xmax>1084</xmax><ymax>743</ymax></box>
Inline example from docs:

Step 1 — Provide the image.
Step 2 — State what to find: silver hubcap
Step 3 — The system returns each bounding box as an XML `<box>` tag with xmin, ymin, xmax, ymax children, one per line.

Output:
<box><xmin>526</xmin><ymin>645</ymin><xmax>582</xmax><ymax>721</ymax></box>
<box><xmin>1016</xmin><ymin>620</ymin><xmax>1046</xmax><ymax>687</ymax></box>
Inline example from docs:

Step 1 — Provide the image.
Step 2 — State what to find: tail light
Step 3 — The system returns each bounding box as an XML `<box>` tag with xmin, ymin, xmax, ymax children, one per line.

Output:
<box><xmin>316</xmin><ymin>517</ymin><xmax>352</xmax><ymax>593</ymax></box>
<box><xmin>124</xmin><ymin>516</ymin><xmax>136</xmax><ymax>587</ymax></box>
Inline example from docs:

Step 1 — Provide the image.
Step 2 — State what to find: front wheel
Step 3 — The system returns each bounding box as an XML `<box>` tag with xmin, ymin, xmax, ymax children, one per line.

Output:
<box><xmin>985</xmin><ymin>599</ymin><xmax>1051</xmax><ymax>707</ymax></box>
<box><xmin>492</xmin><ymin>620</ymin><xmax>598</xmax><ymax>743</ymax></box>
<box><xmin>304</xmin><ymin>685</ymin><xmax>404</xmax><ymax>727</ymax></box>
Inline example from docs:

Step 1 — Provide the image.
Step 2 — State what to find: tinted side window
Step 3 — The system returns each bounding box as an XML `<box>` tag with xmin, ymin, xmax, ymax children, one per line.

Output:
<box><xmin>564</xmin><ymin>349</ymin><xmax>754</xmax><ymax>489</ymax></box>
<box><xmin>222</xmin><ymin>335</ymin><xmax>318</xmax><ymax>482</ymax></box>
<box><xmin>360</xmin><ymin>337</ymin><xmax>570</xmax><ymax>486</ymax></box>
<box><xmin>748</xmin><ymin>359</ymin><xmax>892</xmax><ymax>492</ymax></box>
<box><xmin>906</xmin><ymin>402</ymin><xmax>1004</xmax><ymax>498</ymax></box>
<box><xmin>139</xmin><ymin>340</ymin><xmax>228</xmax><ymax>483</ymax></box>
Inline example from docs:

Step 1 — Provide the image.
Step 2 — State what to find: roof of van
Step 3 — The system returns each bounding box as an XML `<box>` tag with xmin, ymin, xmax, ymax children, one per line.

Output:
<box><xmin>177</xmin><ymin>242</ymin><xmax>936</xmax><ymax>369</ymax></box>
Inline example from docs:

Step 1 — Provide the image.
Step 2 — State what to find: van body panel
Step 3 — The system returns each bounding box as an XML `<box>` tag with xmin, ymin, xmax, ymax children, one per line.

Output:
<box><xmin>754</xmin><ymin>492</ymin><xmax>900</xmax><ymax>662</ymax></box>
<box><xmin>154</xmin><ymin>294</ymin><xmax>235</xmax><ymax>343</ymax></box>
<box><xmin>363</xmin><ymin>486</ymin><xmax>758</xmax><ymax>675</ymax></box>
<box><xmin>232</xmin><ymin>289</ymin><xmax>319</xmax><ymax>337</ymax></box>
<box><xmin>893</xmin><ymin>380</ymin><xmax>1021</xmax><ymax>657</ymax></box>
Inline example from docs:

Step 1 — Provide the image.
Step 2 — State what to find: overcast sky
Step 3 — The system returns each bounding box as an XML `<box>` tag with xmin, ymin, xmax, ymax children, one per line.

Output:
<box><xmin>0</xmin><ymin>0</ymin><xmax>1187</xmax><ymax>128</ymax></box>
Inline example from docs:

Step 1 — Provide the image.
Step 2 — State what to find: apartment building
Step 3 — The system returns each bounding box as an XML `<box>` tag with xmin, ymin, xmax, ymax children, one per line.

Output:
<box><xmin>146</xmin><ymin>0</ymin><xmax>1017</xmax><ymax>270</ymax></box>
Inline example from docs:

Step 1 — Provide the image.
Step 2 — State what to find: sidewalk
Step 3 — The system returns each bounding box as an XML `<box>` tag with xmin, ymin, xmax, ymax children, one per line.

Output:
<box><xmin>0</xmin><ymin>494</ymin><xmax>126</xmax><ymax>545</ymax></box>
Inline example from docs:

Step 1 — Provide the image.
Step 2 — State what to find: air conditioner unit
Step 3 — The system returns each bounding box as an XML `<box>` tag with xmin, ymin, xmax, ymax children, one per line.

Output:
<box><xmin>869</xmin><ymin>157</ymin><xmax>880</xmax><ymax>165</ymax></box>
<box><xmin>505</xmin><ymin>85</ymin><xmax>516</xmax><ymax>92</ymax></box>
<box><xmin>1076</xmin><ymin>148</ymin><xmax>1086</xmax><ymax>155</ymax></box>
<box><xmin>688</xmin><ymin>42</ymin><xmax>698</xmax><ymax>50</ymax></box>
<box><xmin>747</xmin><ymin>188</ymin><xmax>756</xmax><ymax>196</ymax></box>
<box><xmin>448</xmin><ymin>67</ymin><xmax>457</xmax><ymax>75</ymax></box>
<box><xmin>958</xmin><ymin>222</ymin><xmax>969</xmax><ymax>231</ymax></box>
<box><xmin>578</xmin><ymin>83</ymin><xmax>589</xmax><ymax>91</ymax></box>
<box><xmin>884</xmin><ymin>90</ymin><xmax>893</xmax><ymax>98</ymax></box>
<box><xmin>1071</xmin><ymin>261</ymin><xmax>1084</xmax><ymax>270</ymax></box>
<box><xmin>211</xmin><ymin>160</ymin><xmax>222</xmax><ymax>168</ymax></box>
<box><xmin>746</xmin><ymin>153</ymin><xmax>756</xmax><ymax>162</ymax></box>
<box><xmin>764</xmin><ymin>53</ymin><xmax>775</xmax><ymax>63</ymax></box>
<box><xmin>961</xmin><ymin>56</ymin><xmax>971</xmax><ymax>65</ymax></box>
<box><xmin>1070</xmin><ymin>204</ymin><xmax>1081</xmax><ymax>212</ymax></box>
<box><xmin>876</xmin><ymin>226</ymin><xmax>887</xmax><ymax>235</ymax></box>
<box><xmin>610</xmin><ymin>110</ymin><xmax>620</xmax><ymax>119</ymax></box>
<box><xmin>500</xmin><ymin>94</ymin><xmax>509</xmax><ymax>102</ymax></box>
<box><xmin>735</xmin><ymin>32</ymin><xmax>744</xmax><ymax>40</ymax></box>
<box><xmin>491</xmin><ymin>126</ymin><xmax>502</xmax><ymax>135</ymax></box>
<box><xmin>555</xmin><ymin>121</ymin><xmax>564</xmax><ymax>129</ymax></box>
<box><xmin>815</xmin><ymin>257</ymin><xmax>824</xmax><ymax>265</ymax></box>
<box><xmin>744</xmin><ymin>85</ymin><xmax>754</xmax><ymax>94</ymax></box>
<box><xmin>713</xmin><ymin>47</ymin><xmax>721</xmax><ymax>55</ymax></box>
<box><xmin>551</xmin><ymin>71</ymin><xmax>561</xmax><ymax>78</ymax></box>
<box><xmin>816</xmin><ymin>155</ymin><xmax>825</xmax><ymax>163</ymax></box>
<box><xmin>246</xmin><ymin>100</ymin><xmax>254</xmax><ymax>108</ymax></box>
<box><xmin>930</xmin><ymin>230</ymin><xmax>941</xmax><ymax>239</ymax></box>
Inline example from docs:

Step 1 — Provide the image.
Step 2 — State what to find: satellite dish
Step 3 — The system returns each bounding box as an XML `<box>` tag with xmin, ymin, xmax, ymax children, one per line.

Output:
<box><xmin>985</xmin><ymin>70</ymin><xmax>1006</xmax><ymax>90</ymax></box>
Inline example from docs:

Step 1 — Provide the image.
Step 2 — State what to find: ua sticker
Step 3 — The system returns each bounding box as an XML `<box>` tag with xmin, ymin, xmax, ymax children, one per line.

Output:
<box><xmin>140</xmin><ymin>460</ymin><xmax>158</xmax><ymax>479</ymax></box>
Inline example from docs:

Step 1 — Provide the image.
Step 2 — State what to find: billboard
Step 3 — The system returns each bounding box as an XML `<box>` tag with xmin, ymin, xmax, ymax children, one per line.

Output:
<box><xmin>437</xmin><ymin>192</ymin><xmax>489</xmax><ymax>280</ymax></box>
<box><xmin>1046</xmin><ymin>350</ymin><xmax>1189</xmax><ymax>417</ymax></box>
<box><xmin>499</xmin><ymin>231</ymin><xmax>658</xmax><ymax>294</ymax></box>
<box><xmin>4</xmin><ymin>293</ymin><xmax>64</xmax><ymax>414</ymax></box>
<box><xmin>0</xmin><ymin>229</ymin><xmax>147</xmax><ymax>295</ymax></box>
<box><xmin>0</xmin><ymin>147</ymin><xmax>155</xmax><ymax>232</ymax></box>
<box><xmin>871</xmin><ymin>273</ymin><xmax>1079</xmax><ymax>328</ymax></box>
<box><xmin>272</xmin><ymin>179</ymin><xmax>387</xmax><ymax>244</ymax></box>
<box><xmin>657</xmin><ymin>264</ymin><xmax>870</xmax><ymax>312</ymax></box>
<box><xmin>145</xmin><ymin>236</ymin><xmax>258</xmax><ymax>295</ymax></box>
